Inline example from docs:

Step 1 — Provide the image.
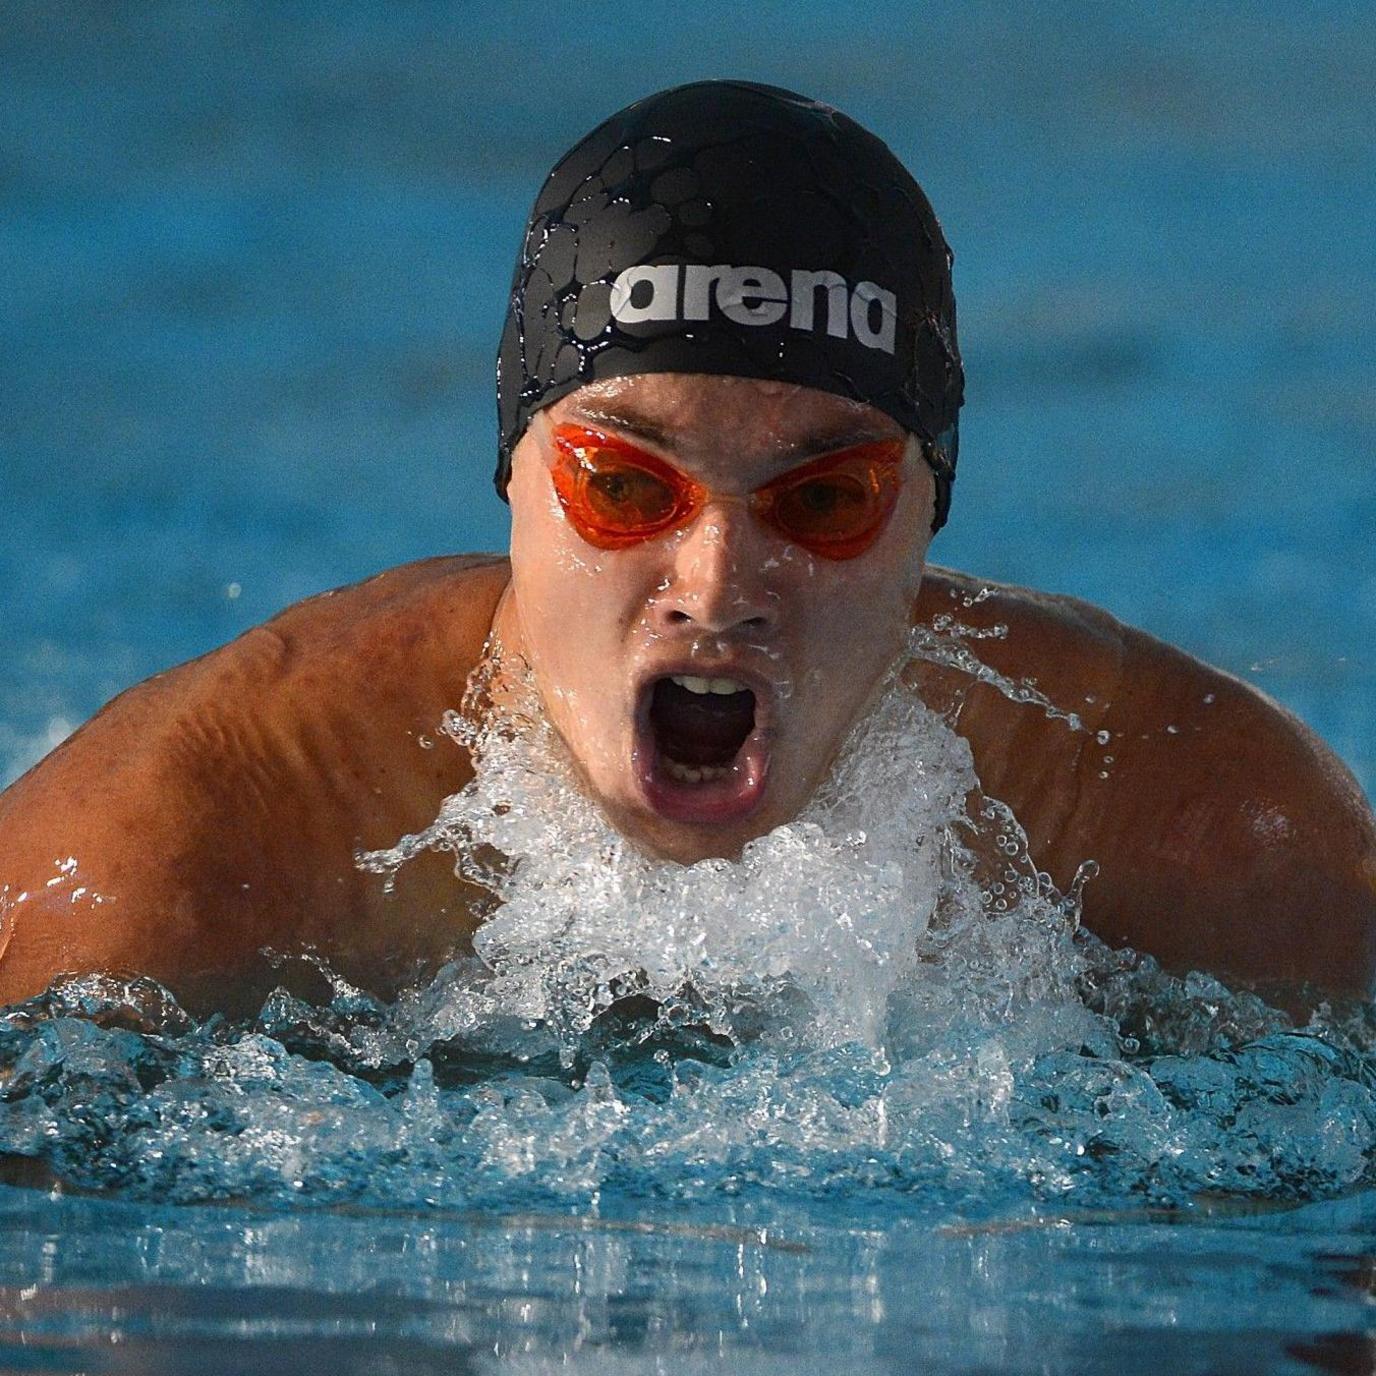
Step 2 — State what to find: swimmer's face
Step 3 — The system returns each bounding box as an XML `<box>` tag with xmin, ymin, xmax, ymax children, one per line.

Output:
<box><xmin>504</xmin><ymin>373</ymin><xmax>936</xmax><ymax>864</ymax></box>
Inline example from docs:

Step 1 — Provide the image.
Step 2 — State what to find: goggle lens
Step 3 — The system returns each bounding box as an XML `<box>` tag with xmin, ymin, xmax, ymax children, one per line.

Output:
<box><xmin>756</xmin><ymin>444</ymin><xmax>904</xmax><ymax>559</ymax></box>
<box><xmin>551</xmin><ymin>429</ymin><xmax>700</xmax><ymax>549</ymax></box>
<box><xmin>550</xmin><ymin>425</ymin><xmax>905</xmax><ymax>559</ymax></box>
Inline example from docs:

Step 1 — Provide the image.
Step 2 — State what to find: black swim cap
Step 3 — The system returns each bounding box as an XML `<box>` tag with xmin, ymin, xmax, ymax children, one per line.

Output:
<box><xmin>495</xmin><ymin>80</ymin><xmax>964</xmax><ymax>530</ymax></box>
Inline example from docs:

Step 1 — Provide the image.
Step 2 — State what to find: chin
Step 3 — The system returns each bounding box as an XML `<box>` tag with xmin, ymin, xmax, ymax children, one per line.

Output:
<box><xmin>610</xmin><ymin>778</ymin><xmax>812</xmax><ymax>867</ymax></box>
<box><xmin>630</xmin><ymin>815</ymin><xmax>760</xmax><ymax>866</ymax></box>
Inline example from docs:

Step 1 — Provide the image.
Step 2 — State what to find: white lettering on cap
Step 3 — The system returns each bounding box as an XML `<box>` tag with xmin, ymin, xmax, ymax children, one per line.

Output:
<box><xmin>789</xmin><ymin>269</ymin><xmax>849</xmax><ymax>339</ymax></box>
<box><xmin>607</xmin><ymin>264</ymin><xmax>680</xmax><ymax>323</ymax></box>
<box><xmin>608</xmin><ymin>263</ymin><xmax>898</xmax><ymax>354</ymax></box>
<box><xmin>850</xmin><ymin>280</ymin><xmax>897</xmax><ymax>354</ymax></box>
<box><xmin>715</xmin><ymin>267</ymin><xmax>788</xmax><ymax>326</ymax></box>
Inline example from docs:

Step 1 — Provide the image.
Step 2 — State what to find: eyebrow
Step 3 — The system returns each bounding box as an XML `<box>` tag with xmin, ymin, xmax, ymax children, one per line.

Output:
<box><xmin>567</xmin><ymin>400</ymin><xmax>676</xmax><ymax>449</ymax></box>
<box><xmin>563</xmin><ymin>398</ymin><xmax>902</xmax><ymax>468</ymax></box>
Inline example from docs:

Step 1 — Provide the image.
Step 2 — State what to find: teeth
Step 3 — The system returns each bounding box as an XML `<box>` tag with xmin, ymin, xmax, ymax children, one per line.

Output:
<box><xmin>670</xmin><ymin>675</ymin><xmax>746</xmax><ymax>695</ymax></box>
<box><xmin>671</xmin><ymin>675</ymin><xmax>712</xmax><ymax>695</ymax></box>
<box><xmin>663</xmin><ymin>760</ymin><xmax>733</xmax><ymax>784</ymax></box>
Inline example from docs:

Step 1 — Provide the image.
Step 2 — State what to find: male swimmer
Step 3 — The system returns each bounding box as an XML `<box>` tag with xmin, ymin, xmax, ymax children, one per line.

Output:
<box><xmin>1</xmin><ymin>82</ymin><xmax>1372</xmax><ymax>1016</ymax></box>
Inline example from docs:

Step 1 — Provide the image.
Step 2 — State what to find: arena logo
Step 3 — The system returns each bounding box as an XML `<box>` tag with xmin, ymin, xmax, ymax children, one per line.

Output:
<box><xmin>608</xmin><ymin>264</ymin><xmax>897</xmax><ymax>355</ymax></box>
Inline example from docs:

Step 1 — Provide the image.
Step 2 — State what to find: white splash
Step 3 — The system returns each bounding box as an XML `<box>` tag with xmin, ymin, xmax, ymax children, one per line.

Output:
<box><xmin>361</xmin><ymin>628</ymin><xmax>1089</xmax><ymax>1062</ymax></box>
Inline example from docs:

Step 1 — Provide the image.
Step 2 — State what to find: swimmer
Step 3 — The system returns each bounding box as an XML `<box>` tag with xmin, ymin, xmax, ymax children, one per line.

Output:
<box><xmin>0</xmin><ymin>81</ymin><xmax>1372</xmax><ymax>1016</ymax></box>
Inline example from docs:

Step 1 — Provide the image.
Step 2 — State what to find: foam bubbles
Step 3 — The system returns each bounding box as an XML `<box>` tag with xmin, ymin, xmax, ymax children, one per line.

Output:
<box><xmin>359</xmin><ymin>629</ymin><xmax>1081</xmax><ymax>1064</ymax></box>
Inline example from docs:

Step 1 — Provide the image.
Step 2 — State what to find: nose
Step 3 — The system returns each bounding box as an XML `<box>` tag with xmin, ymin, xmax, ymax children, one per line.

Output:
<box><xmin>651</xmin><ymin>498</ymin><xmax>780</xmax><ymax>636</ymax></box>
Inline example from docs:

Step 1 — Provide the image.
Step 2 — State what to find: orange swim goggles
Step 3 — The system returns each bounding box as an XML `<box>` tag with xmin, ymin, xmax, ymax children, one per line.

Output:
<box><xmin>549</xmin><ymin>423</ymin><xmax>907</xmax><ymax>561</ymax></box>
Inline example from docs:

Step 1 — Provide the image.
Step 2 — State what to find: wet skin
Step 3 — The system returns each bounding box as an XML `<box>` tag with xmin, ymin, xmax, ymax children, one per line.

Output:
<box><xmin>0</xmin><ymin>375</ymin><xmax>1373</xmax><ymax>1017</ymax></box>
<box><xmin>503</xmin><ymin>379</ymin><xmax>934</xmax><ymax>865</ymax></box>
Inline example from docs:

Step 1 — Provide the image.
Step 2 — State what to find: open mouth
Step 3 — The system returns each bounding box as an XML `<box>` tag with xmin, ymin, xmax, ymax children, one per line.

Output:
<box><xmin>636</xmin><ymin>673</ymin><xmax>771</xmax><ymax>825</ymax></box>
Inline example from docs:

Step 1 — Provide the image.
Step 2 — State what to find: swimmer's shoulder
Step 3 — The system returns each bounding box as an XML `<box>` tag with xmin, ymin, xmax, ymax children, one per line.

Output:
<box><xmin>913</xmin><ymin>566</ymin><xmax>1130</xmax><ymax>719</ymax></box>
<box><xmin>0</xmin><ymin>554</ymin><xmax>512</xmax><ymax>1012</ymax></box>
<box><xmin>4</xmin><ymin>553</ymin><xmax>510</xmax><ymax>780</ymax></box>
<box><xmin>181</xmin><ymin>551</ymin><xmax>510</xmax><ymax>694</ymax></box>
<box><xmin>915</xmin><ymin>566</ymin><xmax>1376</xmax><ymax>995</ymax></box>
<box><xmin>914</xmin><ymin>564</ymin><xmax>1370</xmax><ymax>829</ymax></box>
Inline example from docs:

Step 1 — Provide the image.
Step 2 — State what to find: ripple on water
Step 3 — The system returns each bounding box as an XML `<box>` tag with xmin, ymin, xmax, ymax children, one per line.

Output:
<box><xmin>1</xmin><ymin>630</ymin><xmax>1373</xmax><ymax>1219</ymax></box>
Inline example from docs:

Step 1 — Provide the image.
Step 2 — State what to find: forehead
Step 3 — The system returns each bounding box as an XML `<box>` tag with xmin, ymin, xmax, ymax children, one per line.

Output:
<box><xmin>547</xmin><ymin>373</ymin><xmax>905</xmax><ymax>473</ymax></box>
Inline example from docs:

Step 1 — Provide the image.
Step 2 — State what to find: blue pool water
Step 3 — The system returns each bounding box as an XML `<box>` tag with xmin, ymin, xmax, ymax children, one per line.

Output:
<box><xmin>3</xmin><ymin>3</ymin><xmax>1375</xmax><ymax>1370</ymax></box>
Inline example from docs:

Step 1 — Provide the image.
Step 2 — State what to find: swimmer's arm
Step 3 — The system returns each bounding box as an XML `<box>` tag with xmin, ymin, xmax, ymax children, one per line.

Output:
<box><xmin>915</xmin><ymin>568</ymin><xmax>1376</xmax><ymax>997</ymax></box>
<box><xmin>1079</xmin><ymin>639</ymin><xmax>1376</xmax><ymax>998</ymax></box>
<box><xmin>0</xmin><ymin>555</ymin><xmax>510</xmax><ymax>1015</ymax></box>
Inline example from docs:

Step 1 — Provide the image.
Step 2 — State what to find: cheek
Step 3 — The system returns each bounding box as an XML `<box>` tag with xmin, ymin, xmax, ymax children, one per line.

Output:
<box><xmin>510</xmin><ymin>497</ymin><xmax>660</xmax><ymax>680</ymax></box>
<box><xmin>512</xmin><ymin>475</ymin><xmax>602</xmax><ymax>585</ymax></box>
<box><xmin>510</xmin><ymin>495</ymin><xmax>597</xmax><ymax>688</ymax></box>
<box><xmin>805</xmin><ymin>582</ymin><xmax>909</xmax><ymax>663</ymax></box>
<box><xmin>812</xmin><ymin>533</ymin><xmax>921</xmax><ymax>635</ymax></box>
<box><xmin>788</xmin><ymin>543</ymin><xmax>921</xmax><ymax>699</ymax></box>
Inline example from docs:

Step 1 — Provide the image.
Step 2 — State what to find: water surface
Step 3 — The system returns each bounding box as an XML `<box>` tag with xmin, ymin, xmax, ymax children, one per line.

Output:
<box><xmin>2</xmin><ymin>3</ymin><xmax>1374</xmax><ymax>1370</ymax></box>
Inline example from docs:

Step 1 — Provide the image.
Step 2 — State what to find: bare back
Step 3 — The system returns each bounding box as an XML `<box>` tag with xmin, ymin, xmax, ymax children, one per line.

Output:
<box><xmin>0</xmin><ymin>556</ymin><xmax>508</xmax><ymax>1013</ymax></box>
<box><xmin>0</xmin><ymin>556</ymin><xmax>1372</xmax><ymax>1013</ymax></box>
<box><xmin>907</xmin><ymin>574</ymin><xmax>1376</xmax><ymax>994</ymax></box>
